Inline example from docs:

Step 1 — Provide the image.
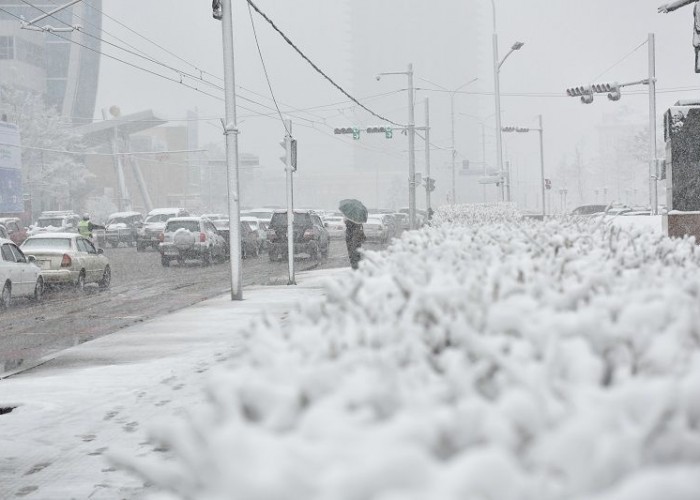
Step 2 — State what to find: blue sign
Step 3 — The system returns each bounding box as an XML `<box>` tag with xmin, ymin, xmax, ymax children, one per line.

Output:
<box><xmin>0</xmin><ymin>168</ymin><xmax>23</xmax><ymax>213</ymax></box>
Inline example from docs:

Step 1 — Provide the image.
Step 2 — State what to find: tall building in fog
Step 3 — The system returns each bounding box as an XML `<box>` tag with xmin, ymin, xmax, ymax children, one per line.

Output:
<box><xmin>345</xmin><ymin>0</ymin><xmax>483</xmax><ymax>206</ymax></box>
<box><xmin>0</xmin><ymin>0</ymin><xmax>101</xmax><ymax>123</ymax></box>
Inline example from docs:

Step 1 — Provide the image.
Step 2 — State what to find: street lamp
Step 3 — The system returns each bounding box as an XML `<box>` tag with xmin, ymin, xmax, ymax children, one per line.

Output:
<box><xmin>501</xmin><ymin>115</ymin><xmax>546</xmax><ymax>216</ymax></box>
<box><xmin>494</xmin><ymin>39</ymin><xmax>525</xmax><ymax>202</ymax></box>
<box><xmin>376</xmin><ymin>63</ymin><xmax>417</xmax><ymax>229</ymax></box>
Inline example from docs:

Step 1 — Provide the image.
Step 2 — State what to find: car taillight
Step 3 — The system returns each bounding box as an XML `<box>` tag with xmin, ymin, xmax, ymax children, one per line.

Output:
<box><xmin>200</xmin><ymin>232</ymin><xmax>206</xmax><ymax>242</ymax></box>
<box><xmin>60</xmin><ymin>254</ymin><xmax>71</xmax><ymax>267</ymax></box>
<box><xmin>303</xmin><ymin>228</ymin><xmax>314</xmax><ymax>240</ymax></box>
<box><xmin>158</xmin><ymin>232</ymin><xmax>164</xmax><ymax>242</ymax></box>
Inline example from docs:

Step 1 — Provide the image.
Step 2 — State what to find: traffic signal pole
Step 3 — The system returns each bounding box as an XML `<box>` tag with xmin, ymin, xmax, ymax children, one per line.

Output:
<box><xmin>284</xmin><ymin>119</ymin><xmax>296</xmax><ymax>285</ymax></box>
<box><xmin>407</xmin><ymin>64</ymin><xmax>417</xmax><ymax>229</ymax></box>
<box><xmin>538</xmin><ymin>114</ymin><xmax>546</xmax><ymax>216</ymax></box>
<box><xmin>425</xmin><ymin>98</ymin><xmax>431</xmax><ymax>216</ymax></box>
<box><xmin>219</xmin><ymin>0</ymin><xmax>242</xmax><ymax>300</ymax></box>
<box><xmin>493</xmin><ymin>33</ymin><xmax>505</xmax><ymax>202</ymax></box>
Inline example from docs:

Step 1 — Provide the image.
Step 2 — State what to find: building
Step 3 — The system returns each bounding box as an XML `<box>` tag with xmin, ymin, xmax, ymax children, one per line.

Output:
<box><xmin>0</xmin><ymin>0</ymin><xmax>101</xmax><ymax>123</ymax></box>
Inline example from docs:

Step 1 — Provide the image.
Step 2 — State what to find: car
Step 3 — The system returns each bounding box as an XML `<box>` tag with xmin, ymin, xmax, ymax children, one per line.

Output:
<box><xmin>209</xmin><ymin>218</ymin><xmax>259</xmax><ymax>259</ymax></box>
<box><xmin>0</xmin><ymin>238</ymin><xmax>44</xmax><ymax>308</ymax></box>
<box><xmin>21</xmin><ymin>233</ymin><xmax>111</xmax><ymax>291</ymax></box>
<box><xmin>0</xmin><ymin>217</ymin><xmax>28</xmax><ymax>245</ymax></box>
<box><xmin>29</xmin><ymin>211</ymin><xmax>81</xmax><ymax>236</ymax></box>
<box><xmin>393</xmin><ymin>212</ymin><xmax>409</xmax><ymax>232</ymax></box>
<box><xmin>0</xmin><ymin>224</ymin><xmax>9</xmax><ymax>240</ymax></box>
<box><xmin>266</xmin><ymin>210</ymin><xmax>330</xmax><ymax>261</ymax></box>
<box><xmin>241</xmin><ymin>208</ymin><xmax>274</xmax><ymax>224</ymax></box>
<box><xmin>241</xmin><ymin>216</ymin><xmax>266</xmax><ymax>251</ymax></box>
<box><xmin>104</xmin><ymin>211</ymin><xmax>143</xmax><ymax>248</ymax></box>
<box><xmin>201</xmin><ymin>213</ymin><xmax>227</xmax><ymax>221</ymax></box>
<box><xmin>570</xmin><ymin>204</ymin><xmax>609</xmax><ymax>216</ymax></box>
<box><xmin>364</xmin><ymin>215</ymin><xmax>391</xmax><ymax>243</ymax></box>
<box><xmin>324</xmin><ymin>216</ymin><xmax>346</xmax><ymax>238</ymax></box>
<box><xmin>158</xmin><ymin>217</ymin><xmax>226</xmax><ymax>267</ymax></box>
<box><xmin>137</xmin><ymin>208</ymin><xmax>190</xmax><ymax>251</ymax></box>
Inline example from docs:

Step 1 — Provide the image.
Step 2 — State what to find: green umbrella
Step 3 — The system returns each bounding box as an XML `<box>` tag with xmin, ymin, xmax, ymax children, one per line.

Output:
<box><xmin>339</xmin><ymin>199</ymin><xmax>368</xmax><ymax>223</ymax></box>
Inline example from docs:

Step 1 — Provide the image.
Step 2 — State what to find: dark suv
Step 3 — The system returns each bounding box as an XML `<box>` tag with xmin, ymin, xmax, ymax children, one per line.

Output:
<box><xmin>267</xmin><ymin>210</ymin><xmax>330</xmax><ymax>261</ymax></box>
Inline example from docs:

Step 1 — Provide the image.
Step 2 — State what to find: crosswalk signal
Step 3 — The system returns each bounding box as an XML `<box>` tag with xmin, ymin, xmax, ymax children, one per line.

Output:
<box><xmin>544</xmin><ymin>178</ymin><xmax>552</xmax><ymax>190</ymax></box>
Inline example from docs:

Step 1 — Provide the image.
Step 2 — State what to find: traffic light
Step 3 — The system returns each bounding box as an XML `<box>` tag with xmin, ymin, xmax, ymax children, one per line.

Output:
<box><xmin>427</xmin><ymin>177</ymin><xmax>436</xmax><ymax>192</ymax></box>
<box><xmin>366</xmin><ymin>126</ymin><xmax>386</xmax><ymax>134</ymax></box>
<box><xmin>352</xmin><ymin>128</ymin><xmax>360</xmax><ymax>140</ymax></box>
<box><xmin>333</xmin><ymin>127</ymin><xmax>354</xmax><ymax>135</ymax></box>
<box><xmin>566</xmin><ymin>85</ymin><xmax>594</xmax><ymax>104</ymax></box>
<box><xmin>212</xmin><ymin>0</ymin><xmax>222</xmax><ymax>20</ymax></box>
<box><xmin>385</xmin><ymin>127</ymin><xmax>393</xmax><ymax>139</ymax></box>
<box><xmin>279</xmin><ymin>136</ymin><xmax>298</xmax><ymax>171</ymax></box>
<box><xmin>544</xmin><ymin>178</ymin><xmax>552</xmax><ymax>190</ymax></box>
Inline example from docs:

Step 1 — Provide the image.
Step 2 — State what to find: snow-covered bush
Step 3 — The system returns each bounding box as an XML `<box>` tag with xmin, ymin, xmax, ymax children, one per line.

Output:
<box><xmin>122</xmin><ymin>205</ymin><xmax>700</xmax><ymax>500</ymax></box>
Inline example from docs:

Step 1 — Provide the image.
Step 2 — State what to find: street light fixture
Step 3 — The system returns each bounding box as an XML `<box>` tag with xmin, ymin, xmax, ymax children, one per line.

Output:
<box><xmin>376</xmin><ymin>64</ymin><xmax>417</xmax><ymax>229</ymax></box>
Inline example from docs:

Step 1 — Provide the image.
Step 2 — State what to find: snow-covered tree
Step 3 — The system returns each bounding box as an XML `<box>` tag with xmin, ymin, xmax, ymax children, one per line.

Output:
<box><xmin>0</xmin><ymin>85</ymin><xmax>93</xmax><ymax>213</ymax></box>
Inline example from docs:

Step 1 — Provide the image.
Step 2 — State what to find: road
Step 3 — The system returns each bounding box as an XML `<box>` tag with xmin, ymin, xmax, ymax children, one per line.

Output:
<box><xmin>0</xmin><ymin>238</ymin><xmax>373</xmax><ymax>376</ymax></box>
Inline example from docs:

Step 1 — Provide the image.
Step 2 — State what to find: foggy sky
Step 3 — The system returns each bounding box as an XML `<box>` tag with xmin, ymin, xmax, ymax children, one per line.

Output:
<box><xmin>95</xmin><ymin>0</ymin><xmax>697</xmax><ymax>209</ymax></box>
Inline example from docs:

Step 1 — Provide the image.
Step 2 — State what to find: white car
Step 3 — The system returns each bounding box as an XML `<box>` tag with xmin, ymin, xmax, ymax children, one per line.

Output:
<box><xmin>324</xmin><ymin>216</ymin><xmax>346</xmax><ymax>238</ymax></box>
<box><xmin>0</xmin><ymin>238</ymin><xmax>44</xmax><ymax>308</ymax></box>
<box><xmin>364</xmin><ymin>215</ymin><xmax>390</xmax><ymax>243</ymax></box>
<box><xmin>158</xmin><ymin>217</ymin><xmax>226</xmax><ymax>267</ymax></box>
<box><xmin>21</xmin><ymin>233</ymin><xmax>111</xmax><ymax>290</ymax></box>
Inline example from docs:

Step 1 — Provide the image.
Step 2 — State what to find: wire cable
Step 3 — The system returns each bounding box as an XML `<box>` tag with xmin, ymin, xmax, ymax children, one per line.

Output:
<box><xmin>246</xmin><ymin>1</ymin><xmax>289</xmax><ymax>135</ymax></box>
<box><xmin>245</xmin><ymin>0</ymin><xmax>404</xmax><ymax>127</ymax></box>
<box><xmin>591</xmin><ymin>39</ymin><xmax>648</xmax><ymax>82</ymax></box>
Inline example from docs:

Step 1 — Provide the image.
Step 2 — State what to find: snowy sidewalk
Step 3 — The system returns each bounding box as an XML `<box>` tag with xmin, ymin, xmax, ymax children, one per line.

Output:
<box><xmin>0</xmin><ymin>268</ymin><xmax>346</xmax><ymax>500</ymax></box>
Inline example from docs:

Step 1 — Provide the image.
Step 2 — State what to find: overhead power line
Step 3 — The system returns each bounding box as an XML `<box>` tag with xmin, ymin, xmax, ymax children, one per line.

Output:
<box><xmin>245</xmin><ymin>0</ymin><xmax>404</xmax><ymax>127</ymax></box>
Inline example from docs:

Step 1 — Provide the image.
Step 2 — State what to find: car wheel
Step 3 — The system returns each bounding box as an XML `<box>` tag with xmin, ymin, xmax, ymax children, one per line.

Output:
<box><xmin>33</xmin><ymin>277</ymin><xmax>44</xmax><ymax>302</ymax></box>
<box><xmin>99</xmin><ymin>266</ymin><xmax>111</xmax><ymax>289</ymax></box>
<box><xmin>161</xmin><ymin>257</ymin><xmax>170</xmax><ymax>267</ymax></box>
<box><xmin>75</xmin><ymin>272</ymin><xmax>86</xmax><ymax>292</ymax></box>
<box><xmin>1</xmin><ymin>282</ymin><xmax>11</xmax><ymax>309</ymax></box>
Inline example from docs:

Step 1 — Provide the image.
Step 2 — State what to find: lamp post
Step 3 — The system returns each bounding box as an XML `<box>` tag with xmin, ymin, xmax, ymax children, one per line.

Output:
<box><xmin>491</xmin><ymin>0</ymin><xmax>524</xmax><ymax>202</ymax></box>
<box><xmin>377</xmin><ymin>64</ymin><xmax>416</xmax><ymax>229</ymax></box>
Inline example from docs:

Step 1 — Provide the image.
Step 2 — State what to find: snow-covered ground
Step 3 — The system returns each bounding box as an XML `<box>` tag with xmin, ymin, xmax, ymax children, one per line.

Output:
<box><xmin>121</xmin><ymin>204</ymin><xmax>700</xmax><ymax>500</ymax></box>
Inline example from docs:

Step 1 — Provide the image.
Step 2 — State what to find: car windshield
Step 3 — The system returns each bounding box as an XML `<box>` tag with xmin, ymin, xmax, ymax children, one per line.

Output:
<box><xmin>166</xmin><ymin>220</ymin><xmax>200</xmax><ymax>232</ymax></box>
<box><xmin>107</xmin><ymin>217</ymin><xmax>132</xmax><ymax>225</ymax></box>
<box><xmin>23</xmin><ymin>237</ymin><xmax>72</xmax><ymax>250</ymax></box>
<box><xmin>37</xmin><ymin>218</ymin><xmax>65</xmax><ymax>228</ymax></box>
<box><xmin>270</xmin><ymin>213</ymin><xmax>311</xmax><ymax>227</ymax></box>
<box><xmin>146</xmin><ymin>214</ymin><xmax>171</xmax><ymax>223</ymax></box>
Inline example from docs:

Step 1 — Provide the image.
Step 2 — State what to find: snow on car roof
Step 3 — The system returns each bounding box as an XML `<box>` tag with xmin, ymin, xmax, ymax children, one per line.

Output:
<box><xmin>166</xmin><ymin>217</ymin><xmax>201</xmax><ymax>222</ymax></box>
<box><xmin>148</xmin><ymin>208</ymin><xmax>185</xmax><ymax>215</ymax></box>
<box><xmin>25</xmin><ymin>232</ymin><xmax>79</xmax><ymax>239</ymax></box>
<box><xmin>108</xmin><ymin>211</ymin><xmax>142</xmax><ymax>218</ymax></box>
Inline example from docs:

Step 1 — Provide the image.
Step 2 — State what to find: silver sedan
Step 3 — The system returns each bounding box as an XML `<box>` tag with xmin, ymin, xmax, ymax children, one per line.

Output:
<box><xmin>21</xmin><ymin>233</ymin><xmax>111</xmax><ymax>291</ymax></box>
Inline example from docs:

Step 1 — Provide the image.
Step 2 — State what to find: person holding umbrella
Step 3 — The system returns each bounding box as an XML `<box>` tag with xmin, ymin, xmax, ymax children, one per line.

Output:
<box><xmin>339</xmin><ymin>199</ymin><xmax>368</xmax><ymax>270</ymax></box>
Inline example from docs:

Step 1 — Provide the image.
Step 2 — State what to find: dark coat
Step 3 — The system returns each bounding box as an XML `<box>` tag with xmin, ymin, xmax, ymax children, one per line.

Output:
<box><xmin>345</xmin><ymin>220</ymin><xmax>366</xmax><ymax>269</ymax></box>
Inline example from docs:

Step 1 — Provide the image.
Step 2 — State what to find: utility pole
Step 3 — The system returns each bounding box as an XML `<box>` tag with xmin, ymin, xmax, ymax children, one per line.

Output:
<box><xmin>538</xmin><ymin>115</ymin><xmax>546</xmax><ymax>216</ymax></box>
<box><xmin>648</xmin><ymin>33</ymin><xmax>658</xmax><ymax>215</ymax></box>
<box><xmin>284</xmin><ymin>119</ymin><xmax>296</xmax><ymax>286</ymax></box>
<box><xmin>407</xmin><ymin>63</ymin><xmax>416</xmax><ymax>229</ymax></box>
<box><xmin>425</xmin><ymin>98</ymin><xmax>431</xmax><ymax>216</ymax></box>
<box><xmin>450</xmin><ymin>94</ymin><xmax>456</xmax><ymax>204</ymax></box>
<box><xmin>219</xmin><ymin>0</ymin><xmax>242</xmax><ymax>300</ymax></box>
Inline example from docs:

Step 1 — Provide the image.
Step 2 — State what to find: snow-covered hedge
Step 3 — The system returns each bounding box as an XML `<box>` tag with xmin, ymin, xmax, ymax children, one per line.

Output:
<box><xmin>123</xmin><ymin>204</ymin><xmax>700</xmax><ymax>500</ymax></box>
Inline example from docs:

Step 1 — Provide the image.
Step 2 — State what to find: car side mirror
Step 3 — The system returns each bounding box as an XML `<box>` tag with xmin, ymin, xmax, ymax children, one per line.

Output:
<box><xmin>324</xmin><ymin>223</ymin><xmax>329</xmax><ymax>227</ymax></box>
<box><xmin>27</xmin><ymin>255</ymin><xmax>36</xmax><ymax>263</ymax></box>
<box><xmin>98</xmin><ymin>248</ymin><xmax>104</xmax><ymax>255</ymax></box>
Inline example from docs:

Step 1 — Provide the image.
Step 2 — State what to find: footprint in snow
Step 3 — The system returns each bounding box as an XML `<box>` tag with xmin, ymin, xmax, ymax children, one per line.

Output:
<box><xmin>24</xmin><ymin>462</ymin><xmax>50</xmax><ymax>476</ymax></box>
<box><xmin>15</xmin><ymin>485</ymin><xmax>39</xmax><ymax>497</ymax></box>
